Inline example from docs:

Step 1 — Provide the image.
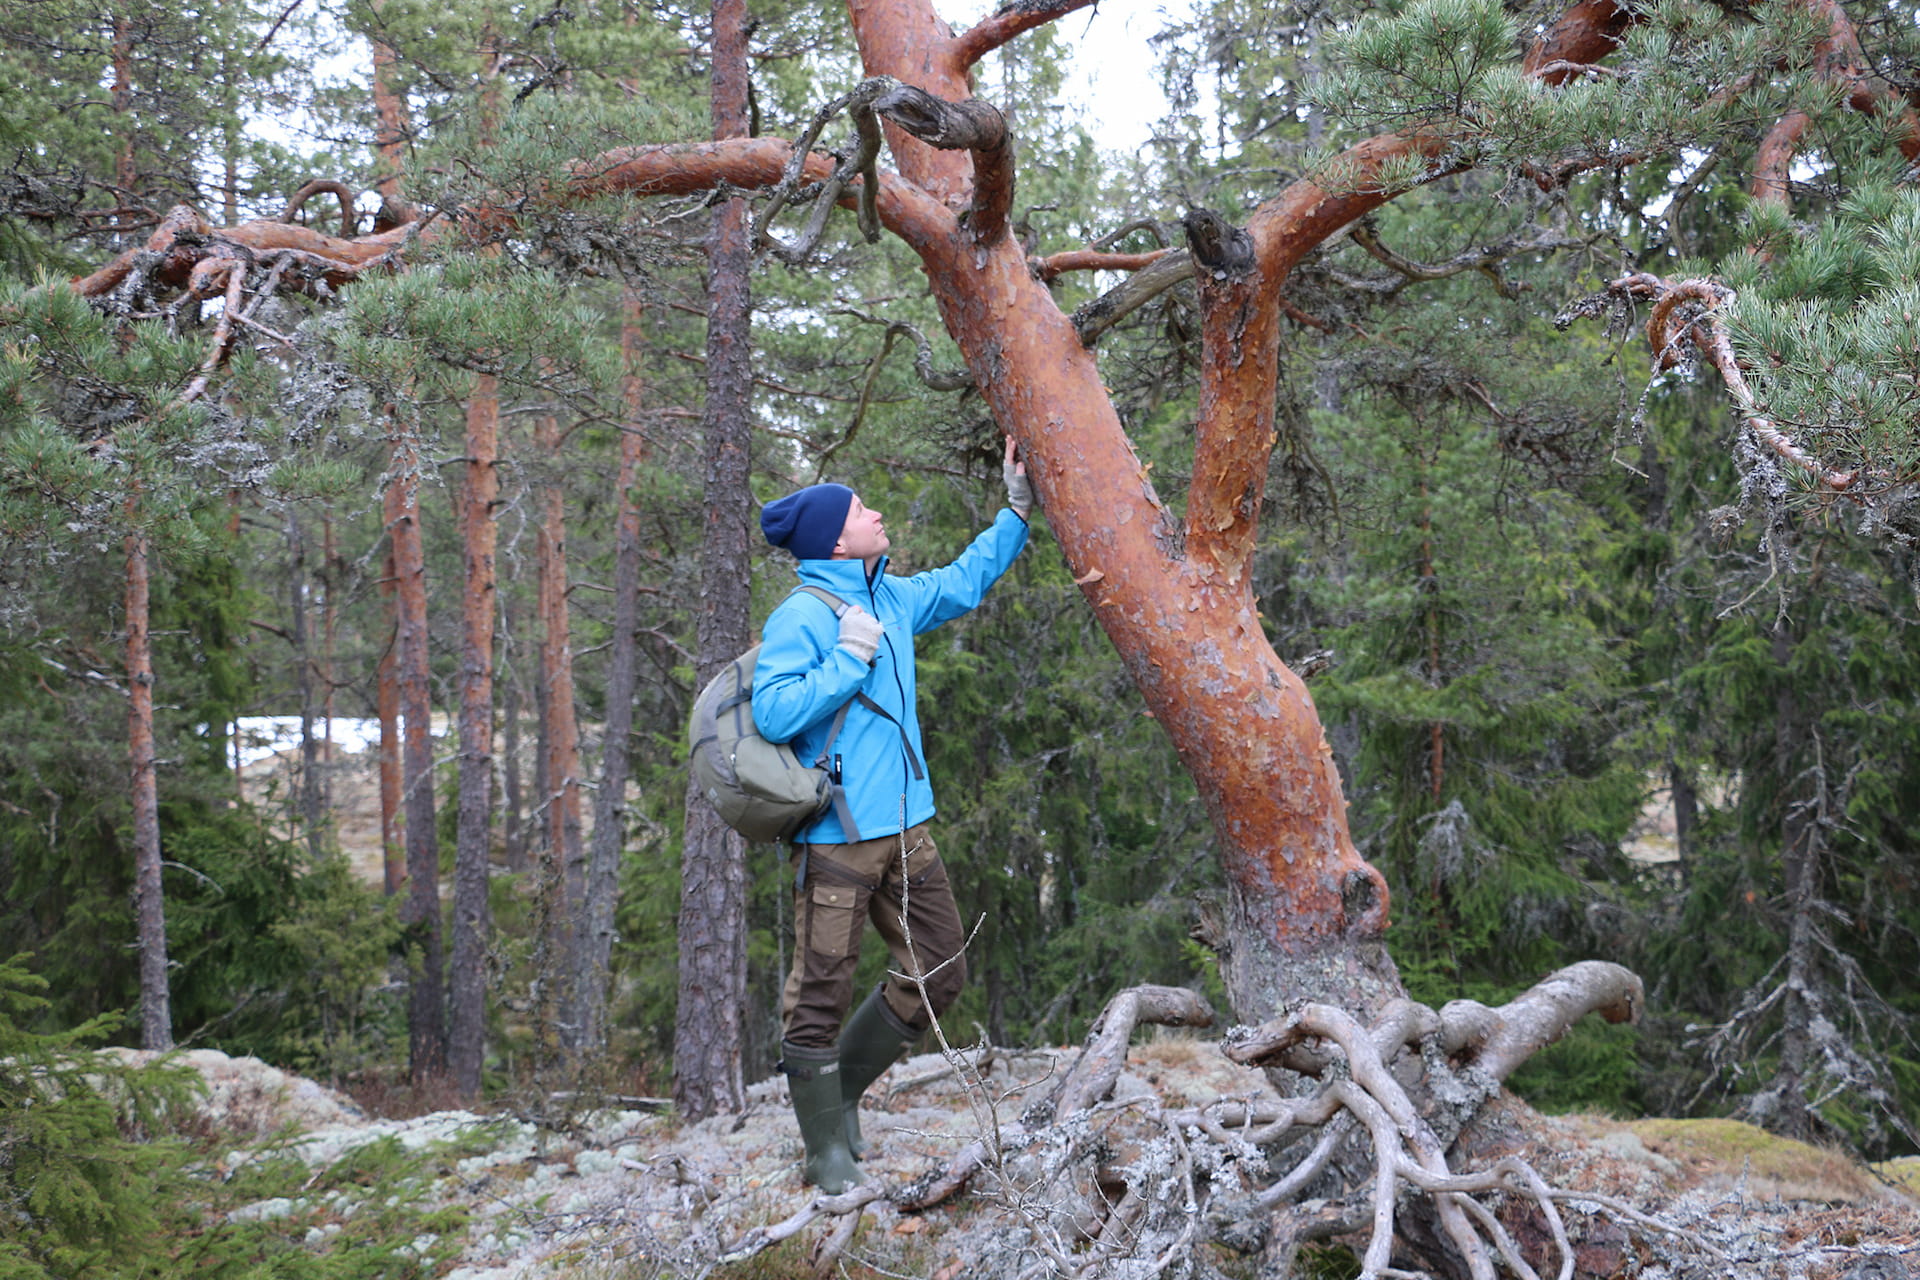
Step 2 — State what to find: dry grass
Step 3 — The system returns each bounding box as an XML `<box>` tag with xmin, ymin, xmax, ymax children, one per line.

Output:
<box><xmin>1876</xmin><ymin>1157</ymin><xmax>1920</xmax><ymax>1198</ymax></box>
<box><xmin>1623</xmin><ymin>1117</ymin><xmax>1886</xmax><ymax>1203</ymax></box>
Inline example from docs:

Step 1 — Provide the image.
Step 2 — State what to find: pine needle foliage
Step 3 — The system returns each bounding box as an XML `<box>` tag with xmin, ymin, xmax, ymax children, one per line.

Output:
<box><xmin>0</xmin><ymin>956</ymin><xmax>197</xmax><ymax>1280</ymax></box>
<box><xmin>1728</xmin><ymin>187</ymin><xmax>1920</xmax><ymax>491</ymax></box>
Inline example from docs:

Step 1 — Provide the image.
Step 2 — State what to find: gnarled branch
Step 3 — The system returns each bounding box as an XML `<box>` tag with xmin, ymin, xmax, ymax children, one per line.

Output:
<box><xmin>280</xmin><ymin>180</ymin><xmax>359</xmax><ymax>237</ymax></box>
<box><xmin>872</xmin><ymin>83</ymin><xmax>1013</xmax><ymax>245</ymax></box>
<box><xmin>1600</xmin><ymin>272</ymin><xmax>1859</xmax><ymax>491</ymax></box>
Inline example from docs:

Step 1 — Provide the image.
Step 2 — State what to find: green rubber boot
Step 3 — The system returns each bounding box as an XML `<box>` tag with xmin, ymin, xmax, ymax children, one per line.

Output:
<box><xmin>837</xmin><ymin>985</ymin><xmax>917</xmax><ymax>1160</ymax></box>
<box><xmin>781</xmin><ymin>1042</ymin><xmax>861</xmax><ymax>1194</ymax></box>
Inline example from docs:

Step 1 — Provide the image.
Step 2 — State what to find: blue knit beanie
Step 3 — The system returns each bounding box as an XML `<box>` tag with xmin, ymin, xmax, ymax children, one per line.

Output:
<box><xmin>761</xmin><ymin>484</ymin><xmax>854</xmax><ymax>560</ymax></box>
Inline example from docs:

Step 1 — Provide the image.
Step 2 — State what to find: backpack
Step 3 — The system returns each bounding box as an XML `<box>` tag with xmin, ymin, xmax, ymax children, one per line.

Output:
<box><xmin>688</xmin><ymin>586</ymin><xmax>870</xmax><ymax>844</ymax></box>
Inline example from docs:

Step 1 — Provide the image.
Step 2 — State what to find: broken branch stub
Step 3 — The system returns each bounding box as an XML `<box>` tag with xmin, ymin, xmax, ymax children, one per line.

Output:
<box><xmin>1183</xmin><ymin>207</ymin><xmax>1257</xmax><ymax>282</ymax></box>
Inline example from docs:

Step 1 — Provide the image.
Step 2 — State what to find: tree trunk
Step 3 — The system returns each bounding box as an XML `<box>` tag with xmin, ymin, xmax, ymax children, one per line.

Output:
<box><xmin>1762</xmin><ymin>618</ymin><xmax>1823</xmax><ymax>1140</ymax></box>
<box><xmin>449</xmin><ymin>374</ymin><xmax>500</xmax><ymax>1098</ymax></box>
<box><xmin>389</xmin><ymin>417</ymin><xmax>446</xmax><ymax>1082</ymax></box>
<box><xmin>503</xmin><ymin>666</ymin><xmax>525</xmax><ymax>875</ymax></box>
<box><xmin>368</xmin><ymin>1</ymin><xmax>409</xmax><ymax>211</ymax></box>
<box><xmin>289</xmin><ymin>511</ymin><xmax>324</xmax><ymax>862</ymax></box>
<box><xmin>377</xmin><ymin>554</ymin><xmax>404</xmax><ymax>898</ymax></box>
<box><xmin>835</xmin><ymin>10</ymin><xmax>1409</xmax><ymax>1018</ymax></box>
<box><xmin>321</xmin><ymin>514</ymin><xmax>337</xmax><ymax>813</ymax></box>
<box><xmin>580</xmin><ymin>289</ymin><xmax>651</xmax><ymax>1053</ymax></box>
<box><xmin>536</xmin><ymin>409</ymin><xmax>586</xmax><ymax>1054</ymax></box>
<box><xmin>673</xmin><ymin>0</ymin><xmax>754</xmax><ymax>1121</ymax></box>
<box><xmin>125</xmin><ymin>507</ymin><xmax>171</xmax><ymax>1051</ymax></box>
<box><xmin>370</xmin><ymin>0</ymin><xmax>410</xmax><ymax>904</ymax></box>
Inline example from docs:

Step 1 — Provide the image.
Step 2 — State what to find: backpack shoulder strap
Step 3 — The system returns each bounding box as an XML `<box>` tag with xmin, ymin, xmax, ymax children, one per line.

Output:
<box><xmin>792</xmin><ymin>584</ymin><xmax>847</xmax><ymax>616</ymax></box>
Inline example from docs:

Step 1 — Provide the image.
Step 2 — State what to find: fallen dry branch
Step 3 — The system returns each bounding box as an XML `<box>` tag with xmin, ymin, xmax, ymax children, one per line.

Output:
<box><xmin>714</xmin><ymin>1183</ymin><xmax>886</xmax><ymax>1265</ymax></box>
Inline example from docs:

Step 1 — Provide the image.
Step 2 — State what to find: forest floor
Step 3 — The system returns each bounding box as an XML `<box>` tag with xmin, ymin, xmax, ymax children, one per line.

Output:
<box><xmin>120</xmin><ymin>1037</ymin><xmax>1920</xmax><ymax>1280</ymax></box>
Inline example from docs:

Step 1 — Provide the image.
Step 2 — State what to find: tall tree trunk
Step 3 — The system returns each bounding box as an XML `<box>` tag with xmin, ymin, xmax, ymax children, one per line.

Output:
<box><xmin>580</xmin><ymin>289</ymin><xmax>651</xmax><ymax>1053</ymax></box>
<box><xmin>378</xmin><ymin>522</ymin><xmax>404</xmax><ymax>898</ymax></box>
<box><xmin>536</xmin><ymin>410</ymin><xmax>586</xmax><ymax>1054</ymax></box>
<box><xmin>1763</xmin><ymin>618</ymin><xmax>1823</xmax><ymax>1139</ymax></box>
<box><xmin>370</xmin><ymin>12</ymin><xmax>410</xmax><ymax>903</ymax></box>
<box><xmin>290</xmin><ymin>511</ymin><xmax>325</xmax><ymax>862</ymax></box>
<box><xmin>828</xmin><ymin>5</ymin><xmax>1407</xmax><ymax>1021</ymax></box>
<box><xmin>322</xmin><ymin>515</ymin><xmax>336</xmax><ymax>813</ymax></box>
<box><xmin>447</xmin><ymin>35</ymin><xmax>504</xmax><ymax>1101</ymax></box>
<box><xmin>125</xmin><ymin>503</ymin><xmax>171</xmax><ymax>1051</ymax></box>
<box><xmin>368</xmin><ymin>2</ymin><xmax>409</xmax><ymax>211</ymax></box>
<box><xmin>389</xmin><ymin>416</ymin><xmax>446</xmax><ymax>1082</ymax></box>
<box><xmin>113</xmin><ymin>9</ymin><xmax>168</xmax><ymax>1051</ymax></box>
<box><xmin>110</xmin><ymin>5</ymin><xmax>136</xmax><ymax>233</ymax></box>
<box><xmin>674</xmin><ymin>0</ymin><xmax>754</xmax><ymax>1121</ymax></box>
<box><xmin>449</xmin><ymin>376</ymin><xmax>500</xmax><ymax>1098</ymax></box>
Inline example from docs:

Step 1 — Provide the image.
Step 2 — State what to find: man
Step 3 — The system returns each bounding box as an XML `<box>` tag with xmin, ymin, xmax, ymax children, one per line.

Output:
<box><xmin>753</xmin><ymin>438</ymin><xmax>1035</xmax><ymax>1193</ymax></box>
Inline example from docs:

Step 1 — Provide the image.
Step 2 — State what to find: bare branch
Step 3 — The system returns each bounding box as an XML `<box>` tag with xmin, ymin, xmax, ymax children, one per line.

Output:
<box><xmin>1437</xmin><ymin>960</ymin><xmax>1643</xmax><ymax>1083</ymax></box>
<box><xmin>1034</xmin><ymin>985</ymin><xmax>1214</xmax><ymax>1122</ymax></box>
<box><xmin>1346</xmin><ymin>220</ymin><xmax>1585</xmax><ymax>300</ymax></box>
<box><xmin>280</xmin><ymin>180</ymin><xmax>359</xmax><ymax>237</ymax></box>
<box><xmin>1033</xmin><ymin>247</ymin><xmax>1174</xmax><ymax>282</ymax></box>
<box><xmin>1071</xmin><ymin>253</ymin><xmax>1197</xmax><ymax>345</ymax></box>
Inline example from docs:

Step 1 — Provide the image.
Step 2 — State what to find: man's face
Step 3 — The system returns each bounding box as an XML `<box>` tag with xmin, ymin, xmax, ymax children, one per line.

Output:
<box><xmin>833</xmin><ymin>495</ymin><xmax>890</xmax><ymax>562</ymax></box>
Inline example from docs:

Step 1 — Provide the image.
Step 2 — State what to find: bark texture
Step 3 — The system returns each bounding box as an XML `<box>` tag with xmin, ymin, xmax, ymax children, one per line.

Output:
<box><xmin>449</xmin><ymin>375</ymin><xmax>500</xmax><ymax>1098</ymax></box>
<box><xmin>580</xmin><ymin>290</ymin><xmax>651</xmax><ymax>1053</ymax></box>
<box><xmin>126</xmin><ymin>514</ymin><xmax>171</xmax><ymax>1051</ymax></box>
<box><xmin>536</xmin><ymin>408</ymin><xmax>586</xmax><ymax>1054</ymax></box>
<box><xmin>673</xmin><ymin>0</ymin><xmax>754</xmax><ymax>1119</ymax></box>
<box><xmin>390</xmin><ymin>420</ymin><xmax>446</xmax><ymax>1081</ymax></box>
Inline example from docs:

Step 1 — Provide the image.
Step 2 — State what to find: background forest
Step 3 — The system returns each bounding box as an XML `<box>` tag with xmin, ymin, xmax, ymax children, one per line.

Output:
<box><xmin>3</xmin><ymin>0</ymin><xmax>1919</xmax><ymax>1233</ymax></box>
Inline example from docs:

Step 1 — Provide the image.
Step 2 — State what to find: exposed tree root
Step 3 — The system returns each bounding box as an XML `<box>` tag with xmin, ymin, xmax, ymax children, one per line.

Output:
<box><xmin>710</xmin><ymin>965</ymin><xmax>1708</xmax><ymax>1279</ymax></box>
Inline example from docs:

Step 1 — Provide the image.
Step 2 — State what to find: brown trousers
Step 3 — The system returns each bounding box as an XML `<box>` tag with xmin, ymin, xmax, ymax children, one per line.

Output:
<box><xmin>781</xmin><ymin>823</ymin><xmax>967</xmax><ymax>1050</ymax></box>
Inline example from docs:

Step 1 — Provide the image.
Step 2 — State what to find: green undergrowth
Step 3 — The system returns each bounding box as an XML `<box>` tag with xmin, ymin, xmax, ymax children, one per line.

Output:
<box><xmin>171</xmin><ymin>1128</ymin><xmax>511</xmax><ymax>1279</ymax></box>
<box><xmin>0</xmin><ymin>951</ymin><xmax>520</xmax><ymax>1279</ymax></box>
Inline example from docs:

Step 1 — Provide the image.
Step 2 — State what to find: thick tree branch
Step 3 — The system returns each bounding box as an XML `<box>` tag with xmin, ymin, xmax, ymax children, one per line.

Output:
<box><xmin>1071</xmin><ymin>252</ymin><xmax>1196</xmax><ymax>344</ymax></box>
<box><xmin>1519</xmin><ymin>0</ymin><xmax>1630</xmax><ymax>84</ymax></box>
<box><xmin>1751</xmin><ymin>110</ymin><xmax>1810</xmax><ymax>210</ymax></box>
<box><xmin>951</xmin><ymin>0</ymin><xmax>1100</xmax><ymax>68</ymax></box>
<box><xmin>1035</xmin><ymin>985</ymin><xmax>1214</xmax><ymax>1122</ymax></box>
<box><xmin>72</xmin><ymin>138</ymin><xmax>954</xmax><ymax>313</ymax></box>
<box><xmin>1436</xmin><ymin>959</ymin><xmax>1643</xmax><ymax>1083</ymax></box>
<box><xmin>1745</xmin><ymin>0</ymin><xmax>1920</xmax><ymax>205</ymax></box>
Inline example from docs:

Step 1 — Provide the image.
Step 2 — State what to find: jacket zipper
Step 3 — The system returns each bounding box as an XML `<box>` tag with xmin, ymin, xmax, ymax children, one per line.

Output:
<box><xmin>870</xmin><ymin>569</ymin><xmax>913</xmax><ymax>828</ymax></box>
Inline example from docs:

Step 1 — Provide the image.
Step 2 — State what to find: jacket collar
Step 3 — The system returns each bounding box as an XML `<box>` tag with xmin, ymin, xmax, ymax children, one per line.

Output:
<box><xmin>795</xmin><ymin>555</ymin><xmax>887</xmax><ymax>594</ymax></box>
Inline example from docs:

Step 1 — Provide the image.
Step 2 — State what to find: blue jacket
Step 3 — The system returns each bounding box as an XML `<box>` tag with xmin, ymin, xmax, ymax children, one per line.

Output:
<box><xmin>752</xmin><ymin>508</ymin><xmax>1029</xmax><ymax>844</ymax></box>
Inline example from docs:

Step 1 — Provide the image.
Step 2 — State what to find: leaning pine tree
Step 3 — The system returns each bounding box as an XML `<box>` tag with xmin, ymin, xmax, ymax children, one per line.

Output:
<box><xmin>46</xmin><ymin>0</ymin><xmax>1920</xmax><ymax>1269</ymax></box>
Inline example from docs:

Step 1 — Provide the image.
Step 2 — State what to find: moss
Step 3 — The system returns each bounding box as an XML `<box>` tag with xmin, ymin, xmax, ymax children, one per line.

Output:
<box><xmin>1625</xmin><ymin>1118</ymin><xmax>1879</xmax><ymax>1201</ymax></box>
<box><xmin>1873</xmin><ymin>1156</ymin><xmax>1920</xmax><ymax>1197</ymax></box>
